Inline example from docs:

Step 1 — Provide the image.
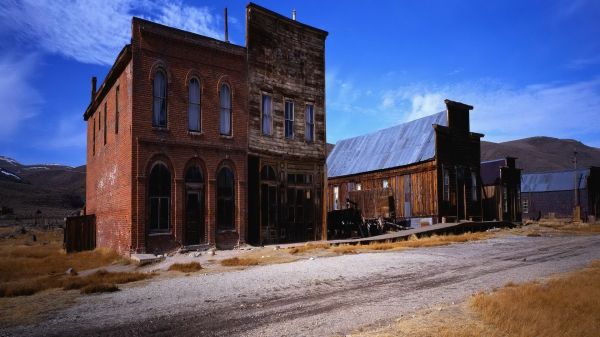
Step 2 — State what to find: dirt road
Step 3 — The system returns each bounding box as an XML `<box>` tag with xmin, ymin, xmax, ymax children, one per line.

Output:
<box><xmin>6</xmin><ymin>234</ymin><xmax>600</xmax><ymax>337</ymax></box>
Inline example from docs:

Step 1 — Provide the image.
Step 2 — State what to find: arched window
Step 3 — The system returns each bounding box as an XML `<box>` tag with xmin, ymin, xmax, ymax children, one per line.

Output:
<box><xmin>185</xmin><ymin>165</ymin><xmax>204</xmax><ymax>244</ymax></box>
<box><xmin>188</xmin><ymin>78</ymin><xmax>201</xmax><ymax>132</ymax></box>
<box><xmin>219</xmin><ymin>83</ymin><xmax>232</xmax><ymax>135</ymax></box>
<box><xmin>217</xmin><ymin>167</ymin><xmax>234</xmax><ymax>230</ymax></box>
<box><xmin>149</xmin><ymin>163</ymin><xmax>171</xmax><ymax>231</ymax></box>
<box><xmin>153</xmin><ymin>70</ymin><xmax>167</xmax><ymax>127</ymax></box>
<box><xmin>261</xmin><ymin>165</ymin><xmax>277</xmax><ymax>181</ymax></box>
<box><xmin>185</xmin><ymin>166</ymin><xmax>203</xmax><ymax>183</ymax></box>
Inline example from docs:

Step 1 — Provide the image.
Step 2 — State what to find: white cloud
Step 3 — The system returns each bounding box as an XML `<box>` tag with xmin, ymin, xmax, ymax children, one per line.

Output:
<box><xmin>0</xmin><ymin>54</ymin><xmax>42</xmax><ymax>138</ymax></box>
<box><xmin>39</xmin><ymin>115</ymin><xmax>87</xmax><ymax>149</ymax></box>
<box><xmin>0</xmin><ymin>0</ymin><xmax>223</xmax><ymax>66</ymax></box>
<box><xmin>379</xmin><ymin>78</ymin><xmax>600</xmax><ymax>144</ymax></box>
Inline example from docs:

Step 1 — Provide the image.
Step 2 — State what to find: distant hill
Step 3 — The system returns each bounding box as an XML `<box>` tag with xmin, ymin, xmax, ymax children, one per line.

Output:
<box><xmin>0</xmin><ymin>156</ymin><xmax>85</xmax><ymax>217</ymax></box>
<box><xmin>481</xmin><ymin>137</ymin><xmax>600</xmax><ymax>173</ymax></box>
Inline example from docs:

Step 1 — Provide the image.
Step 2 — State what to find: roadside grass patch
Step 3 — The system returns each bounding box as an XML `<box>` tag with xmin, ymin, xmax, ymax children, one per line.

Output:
<box><xmin>80</xmin><ymin>283</ymin><xmax>120</xmax><ymax>294</ymax></box>
<box><xmin>331</xmin><ymin>245</ymin><xmax>358</xmax><ymax>255</ymax></box>
<box><xmin>61</xmin><ymin>270</ymin><xmax>151</xmax><ymax>294</ymax></box>
<box><xmin>221</xmin><ymin>257</ymin><xmax>261</xmax><ymax>267</ymax></box>
<box><xmin>288</xmin><ymin>243</ymin><xmax>330</xmax><ymax>254</ymax></box>
<box><xmin>168</xmin><ymin>262</ymin><xmax>203</xmax><ymax>273</ymax></box>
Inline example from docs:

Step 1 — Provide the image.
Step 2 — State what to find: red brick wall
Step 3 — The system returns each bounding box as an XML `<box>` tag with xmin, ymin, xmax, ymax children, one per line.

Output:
<box><xmin>86</xmin><ymin>62</ymin><xmax>134</xmax><ymax>255</ymax></box>
<box><xmin>129</xmin><ymin>18</ymin><xmax>248</xmax><ymax>252</ymax></box>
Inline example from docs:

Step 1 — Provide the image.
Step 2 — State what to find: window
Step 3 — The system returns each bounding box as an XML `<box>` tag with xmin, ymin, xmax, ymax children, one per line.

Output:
<box><xmin>153</xmin><ymin>70</ymin><xmax>167</xmax><ymax>127</ymax></box>
<box><xmin>261</xmin><ymin>94</ymin><xmax>272</xmax><ymax>135</ymax></box>
<box><xmin>503</xmin><ymin>186</ymin><xmax>508</xmax><ymax>213</ymax></box>
<box><xmin>285</xmin><ymin>100</ymin><xmax>294</xmax><ymax>139</ymax></box>
<box><xmin>219</xmin><ymin>84</ymin><xmax>232</xmax><ymax>135</ymax></box>
<box><xmin>92</xmin><ymin>118</ymin><xmax>96</xmax><ymax>156</ymax></box>
<box><xmin>188</xmin><ymin>78</ymin><xmax>201</xmax><ymax>132</ymax></box>
<box><xmin>261</xmin><ymin>165</ymin><xmax>277</xmax><ymax>181</ymax></box>
<box><xmin>356</xmin><ymin>183</ymin><xmax>362</xmax><ymax>191</ymax></box>
<box><xmin>305</xmin><ymin>104</ymin><xmax>314</xmax><ymax>142</ymax></box>
<box><xmin>115</xmin><ymin>86</ymin><xmax>119</xmax><ymax>134</ymax></box>
<box><xmin>217</xmin><ymin>167</ymin><xmax>234</xmax><ymax>230</ymax></box>
<box><xmin>103</xmin><ymin>102</ymin><xmax>107</xmax><ymax>145</ymax></box>
<box><xmin>383</xmin><ymin>179</ymin><xmax>389</xmax><ymax>189</ymax></box>
<box><xmin>149</xmin><ymin>163</ymin><xmax>171</xmax><ymax>232</ymax></box>
<box><xmin>522</xmin><ymin>199</ymin><xmax>529</xmax><ymax>213</ymax></box>
<box><xmin>333</xmin><ymin>186</ymin><xmax>339</xmax><ymax>210</ymax></box>
<box><xmin>471</xmin><ymin>171</ymin><xmax>478</xmax><ymax>201</ymax></box>
<box><xmin>443</xmin><ymin>169</ymin><xmax>450</xmax><ymax>201</ymax></box>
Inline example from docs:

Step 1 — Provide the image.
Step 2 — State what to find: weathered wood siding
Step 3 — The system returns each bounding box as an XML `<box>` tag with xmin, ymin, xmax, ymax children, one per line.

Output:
<box><xmin>327</xmin><ymin>160</ymin><xmax>438</xmax><ymax>218</ymax></box>
<box><xmin>246</xmin><ymin>5</ymin><xmax>327</xmax><ymax>159</ymax></box>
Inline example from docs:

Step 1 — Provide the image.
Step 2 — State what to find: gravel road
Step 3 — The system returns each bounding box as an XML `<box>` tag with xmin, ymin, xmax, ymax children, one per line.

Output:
<box><xmin>6</xmin><ymin>234</ymin><xmax>600</xmax><ymax>337</ymax></box>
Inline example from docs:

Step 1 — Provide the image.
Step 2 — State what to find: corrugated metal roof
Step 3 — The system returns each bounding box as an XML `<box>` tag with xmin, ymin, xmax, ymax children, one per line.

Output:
<box><xmin>521</xmin><ymin>169</ymin><xmax>589</xmax><ymax>192</ymax></box>
<box><xmin>327</xmin><ymin>112</ymin><xmax>447</xmax><ymax>178</ymax></box>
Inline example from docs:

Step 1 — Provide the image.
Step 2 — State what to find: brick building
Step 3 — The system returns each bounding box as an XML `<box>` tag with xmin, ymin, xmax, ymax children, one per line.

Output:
<box><xmin>84</xmin><ymin>4</ymin><xmax>327</xmax><ymax>254</ymax></box>
<box><xmin>326</xmin><ymin>100</ymin><xmax>484</xmax><ymax>232</ymax></box>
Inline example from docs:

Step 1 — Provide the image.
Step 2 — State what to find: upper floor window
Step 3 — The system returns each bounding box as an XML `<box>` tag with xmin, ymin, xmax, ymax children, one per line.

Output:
<box><xmin>284</xmin><ymin>100</ymin><xmax>294</xmax><ymax>139</ymax></box>
<box><xmin>92</xmin><ymin>118</ymin><xmax>96</xmax><ymax>156</ymax></box>
<box><xmin>115</xmin><ymin>86</ymin><xmax>119</xmax><ymax>134</ymax></box>
<box><xmin>153</xmin><ymin>70</ymin><xmax>167</xmax><ymax>127</ymax></box>
<box><xmin>188</xmin><ymin>78</ymin><xmax>201</xmax><ymax>132</ymax></box>
<box><xmin>103</xmin><ymin>102</ymin><xmax>107</xmax><ymax>145</ymax></box>
<box><xmin>219</xmin><ymin>84</ymin><xmax>232</xmax><ymax>135</ymax></box>
<box><xmin>262</xmin><ymin>94</ymin><xmax>272</xmax><ymax>135</ymax></box>
<box><xmin>333</xmin><ymin>186</ymin><xmax>339</xmax><ymax>210</ymax></box>
<box><xmin>305</xmin><ymin>104</ymin><xmax>314</xmax><ymax>142</ymax></box>
<box><xmin>356</xmin><ymin>183</ymin><xmax>362</xmax><ymax>191</ymax></box>
<box><xmin>382</xmin><ymin>179</ymin><xmax>389</xmax><ymax>189</ymax></box>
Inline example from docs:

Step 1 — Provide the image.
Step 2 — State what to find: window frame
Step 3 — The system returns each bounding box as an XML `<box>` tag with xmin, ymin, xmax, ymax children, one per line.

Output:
<box><xmin>284</xmin><ymin>99</ymin><xmax>294</xmax><ymax>139</ymax></box>
<box><xmin>333</xmin><ymin>185</ymin><xmax>340</xmax><ymax>210</ymax></box>
<box><xmin>188</xmin><ymin>77</ymin><xmax>202</xmax><ymax>132</ymax></box>
<box><xmin>152</xmin><ymin>69</ymin><xmax>168</xmax><ymax>128</ymax></box>
<box><xmin>148</xmin><ymin>162</ymin><xmax>171</xmax><ymax>233</ymax></box>
<box><xmin>115</xmin><ymin>86</ymin><xmax>119</xmax><ymax>134</ymax></box>
<box><xmin>219</xmin><ymin>83</ymin><xmax>232</xmax><ymax>136</ymax></box>
<box><xmin>305</xmin><ymin>103</ymin><xmax>315</xmax><ymax>143</ymax></box>
<box><xmin>443</xmin><ymin>169</ymin><xmax>450</xmax><ymax>202</ymax></box>
<box><xmin>522</xmin><ymin>199</ymin><xmax>529</xmax><ymax>213</ymax></box>
<box><xmin>471</xmin><ymin>171</ymin><xmax>478</xmax><ymax>201</ymax></box>
<box><xmin>261</xmin><ymin>93</ymin><xmax>273</xmax><ymax>136</ymax></box>
<box><xmin>216</xmin><ymin>166</ymin><xmax>235</xmax><ymax>230</ymax></box>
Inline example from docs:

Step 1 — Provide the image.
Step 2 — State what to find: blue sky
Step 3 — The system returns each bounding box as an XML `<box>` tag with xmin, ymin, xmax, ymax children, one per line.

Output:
<box><xmin>1</xmin><ymin>0</ymin><xmax>599</xmax><ymax>166</ymax></box>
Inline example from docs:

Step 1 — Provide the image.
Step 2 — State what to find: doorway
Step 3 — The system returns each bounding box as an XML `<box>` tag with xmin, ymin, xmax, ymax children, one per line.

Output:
<box><xmin>185</xmin><ymin>166</ymin><xmax>205</xmax><ymax>245</ymax></box>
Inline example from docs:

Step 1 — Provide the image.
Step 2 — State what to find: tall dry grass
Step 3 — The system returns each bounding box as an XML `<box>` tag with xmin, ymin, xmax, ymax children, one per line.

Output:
<box><xmin>221</xmin><ymin>257</ymin><xmax>261</xmax><ymax>266</ymax></box>
<box><xmin>168</xmin><ymin>262</ymin><xmax>203</xmax><ymax>273</ymax></box>
<box><xmin>0</xmin><ymin>227</ymin><xmax>148</xmax><ymax>297</ymax></box>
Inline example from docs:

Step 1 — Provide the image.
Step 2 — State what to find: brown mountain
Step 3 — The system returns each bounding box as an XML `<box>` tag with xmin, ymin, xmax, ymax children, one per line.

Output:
<box><xmin>0</xmin><ymin>156</ymin><xmax>85</xmax><ymax>217</ymax></box>
<box><xmin>481</xmin><ymin>137</ymin><xmax>600</xmax><ymax>173</ymax></box>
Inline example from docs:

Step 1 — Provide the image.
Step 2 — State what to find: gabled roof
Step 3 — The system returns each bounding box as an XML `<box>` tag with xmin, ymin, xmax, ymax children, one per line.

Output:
<box><xmin>521</xmin><ymin>169</ymin><xmax>589</xmax><ymax>193</ymax></box>
<box><xmin>327</xmin><ymin>112</ymin><xmax>447</xmax><ymax>178</ymax></box>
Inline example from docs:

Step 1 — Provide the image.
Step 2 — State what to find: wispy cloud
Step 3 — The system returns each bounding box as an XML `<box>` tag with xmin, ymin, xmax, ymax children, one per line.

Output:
<box><xmin>379</xmin><ymin>78</ymin><xmax>600</xmax><ymax>145</ymax></box>
<box><xmin>566</xmin><ymin>55</ymin><xmax>600</xmax><ymax>70</ymax></box>
<box><xmin>0</xmin><ymin>54</ymin><xmax>42</xmax><ymax>138</ymax></box>
<box><xmin>0</xmin><ymin>0</ymin><xmax>223</xmax><ymax>66</ymax></box>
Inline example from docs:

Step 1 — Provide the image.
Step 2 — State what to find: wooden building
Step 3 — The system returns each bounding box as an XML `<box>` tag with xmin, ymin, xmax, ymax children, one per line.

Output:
<box><xmin>481</xmin><ymin>157</ymin><xmax>522</xmax><ymax>222</ymax></box>
<box><xmin>521</xmin><ymin>167</ymin><xmax>600</xmax><ymax>221</ymax></box>
<box><xmin>246</xmin><ymin>5</ymin><xmax>328</xmax><ymax>245</ymax></box>
<box><xmin>326</xmin><ymin>100</ymin><xmax>484</xmax><ymax>228</ymax></box>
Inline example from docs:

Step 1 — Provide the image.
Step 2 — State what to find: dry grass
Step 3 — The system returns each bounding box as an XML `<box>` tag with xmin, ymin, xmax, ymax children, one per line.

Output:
<box><xmin>539</xmin><ymin>221</ymin><xmax>600</xmax><ymax>233</ymax></box>
<box><xmin>168</xmin><ymin>262</ymin><xmax>203</xmax><ymax>273</ymax></box>
<box><xmin>352</xmin><ymin>260</ymin><xmax>600</xmax><ymax>337</ymax></box>
<box><xmin>0</xmin><ymin>227</ymin><xmax>143</xmax><ymax>297</ymax></box>
<box><xmin>220</xmin><ymin>257</ymin><xmax>261</xmax><ymax>267</ymax></box>
<box><xmin>288</xmin><ymin>242</ymin><xmax>330</xmax><ymax>254</ymax></box>
<box><xmin>331</xmin><ymin>232</ymin><xmax>492</xmax><ymax>255</ymax></box>
<box><xmin>61</xmin><ymin>270</ymin><xmax>151</xmax><ymax>293</ymax></box>
<box><xmin>80</xmin><ymin>283</ymin><xmax>120</xmax><ymax>294</ymax></box>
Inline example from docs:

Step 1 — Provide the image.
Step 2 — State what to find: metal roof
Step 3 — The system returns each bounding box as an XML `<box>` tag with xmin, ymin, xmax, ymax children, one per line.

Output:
<box><xmin>521</xmin><ymin>169</ymin><xmax>589</xmax><ymax>193</ymax></box>
<box><xmin>327</xmin><ymin>111</ymin><xmax>447</xmax><ymax>178</ymax></box>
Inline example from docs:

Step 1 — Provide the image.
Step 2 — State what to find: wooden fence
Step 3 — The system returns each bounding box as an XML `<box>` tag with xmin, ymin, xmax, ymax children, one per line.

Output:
<box><xmin>64</xmin><ymin>215</ymin><xmax>96</xmax><ymax>253</ymax></box>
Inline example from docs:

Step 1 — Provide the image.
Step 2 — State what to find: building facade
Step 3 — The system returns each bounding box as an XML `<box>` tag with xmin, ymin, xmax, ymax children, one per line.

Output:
<box><xmin>481</xmin><ymin>157</ymin><xmax>522</xmax><ymax>222</ymax></box>
<box><xmin>521</xmin><ymin>167</ymin><xmax>600</xmax><ymax>221</ymax></box>
<box><xmin>326</xmin><ymin>100</ymin><xmax>484</xmax><ymax>230</ymax></box>
<box><xmin>84</xmin><ymin>4</ymin><xmax>327</xmax><ymax>254</ymax></box>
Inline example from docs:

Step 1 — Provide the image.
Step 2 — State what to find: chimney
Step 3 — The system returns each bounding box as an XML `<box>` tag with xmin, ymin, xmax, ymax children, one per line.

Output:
<box><xmin>224</xmin><ymin>7</ymin><xmax>229</xmax><ymax>43</ymax></box>
<box><xmin>91</xmin><ymin>76</ymin><xmax>97</xmax><ymax>101</ymax></box>
<box><xmin>292</xmin><ymin>9</ymin><xmax>297</xmax><ymax>20</ymax></box>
